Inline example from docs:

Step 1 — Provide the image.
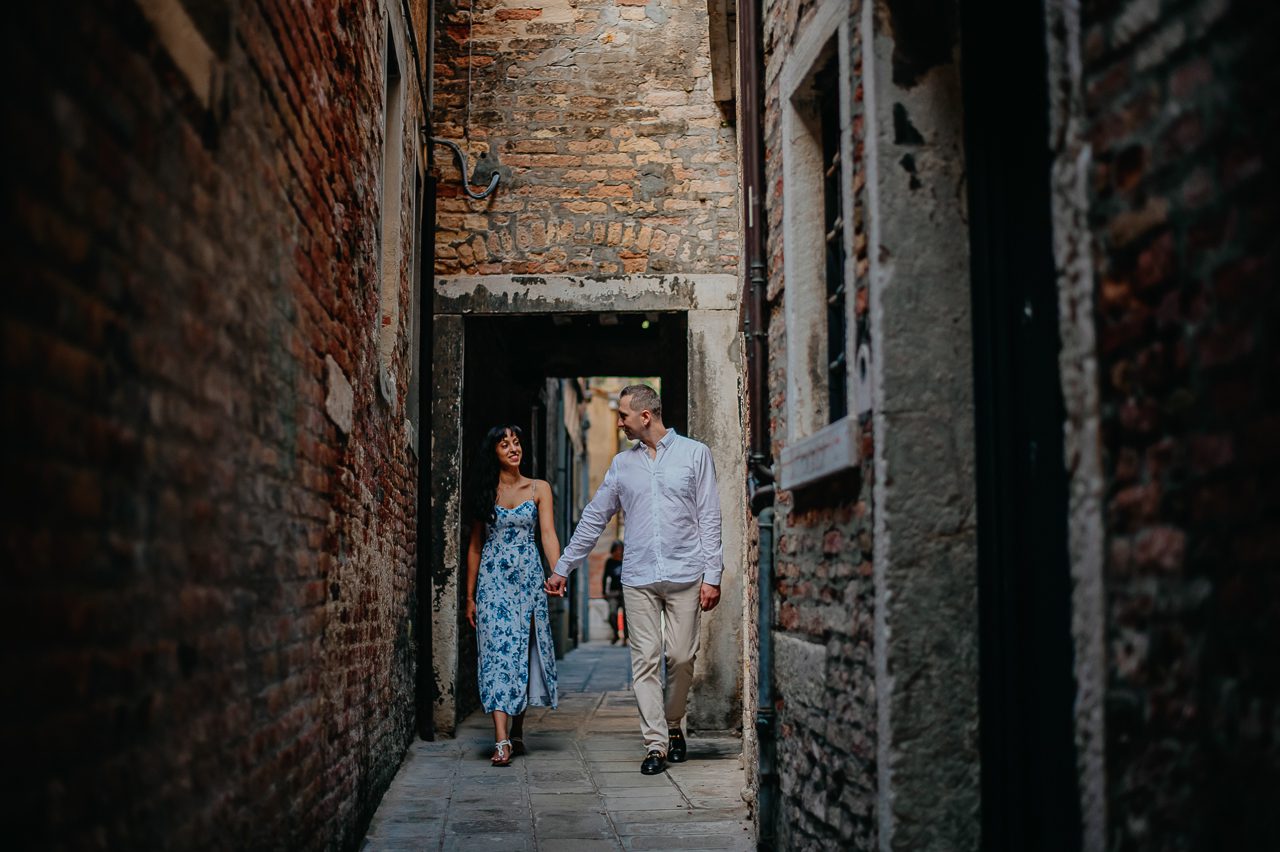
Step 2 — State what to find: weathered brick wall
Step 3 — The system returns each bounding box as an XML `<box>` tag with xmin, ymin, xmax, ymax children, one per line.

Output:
<box><xmin>1081</xmin><ymin>0</ymin><xmax>1280</xmax><ymax>846</ymax></box>
<box><xmin>432</xmin><ymin>0</ymin><xmax>740</xmax><ymax>276</ymax></box>
<box><xmin>2</xmin><ymin>1</ymin><xmax>428</xmax><ymax>847</ymax></box>
<box><xmin>761</xmin><ymin>0</ymin><xmax>878</xmax><ymax>847</ymax></box>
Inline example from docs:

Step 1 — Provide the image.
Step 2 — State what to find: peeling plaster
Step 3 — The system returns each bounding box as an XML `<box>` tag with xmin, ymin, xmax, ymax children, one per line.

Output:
<box><xmin>430</xmin><ymin>316</ymin><xmax>464</xmax><ymax>735</ymax></box>
<box><xmin>434</xmin><ymin>273</ymin><xmax>737</xmax><ymax>315</ymax></box>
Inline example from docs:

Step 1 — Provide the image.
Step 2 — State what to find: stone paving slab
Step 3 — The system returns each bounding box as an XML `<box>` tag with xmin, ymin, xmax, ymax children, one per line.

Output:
<box><xmin>539</xmin><ymin>841</ymin><xmax>624</xmax><ymax>852</ymax></box>
<box><xmin>609</xmin><ymin>818</ymin><xmax>754</xmax><ymax>835</ymax></box>
<box><xmin>600</xmin><ymin>785</ymin><xmax>688</xmax><ymax>799</ymax></box>
<box><xmin>534</xmin><ymin>809</ymin><xmax>615</xmax><ymax>838</ymax></box>
<box><xmin>440</xmin><ymin>835</ymin><xmax>535</xmax><ymax>852</ymax></box>
<box><xmin>622</xmin><ymin>835</ymin><xmax>755</xmax><ymax>851</ymax></box>
<box><xmin>530</xmin><ymin>793</ymin><xmax>606</xmax><ymax>811</ymax></box>
<box><xmin>363</xmin><ymin>642</ymin><xmax>753</xmax><ymax>852</ymax></box>
<box><xmin>608</xmin><ymin>810</ymin><xmax>753</xmax><ymax>834</ymax></box>
<box><xmin>602</xmin><ymin>796</ymin><xmax>691</xmax><ymax>812</ymax></box>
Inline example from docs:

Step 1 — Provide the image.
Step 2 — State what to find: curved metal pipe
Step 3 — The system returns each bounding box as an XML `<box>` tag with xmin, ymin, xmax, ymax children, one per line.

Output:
<box><xmin>429</xmin><ymin>137</ymin><xmax>500</xmax><ymax>199</ymax></box>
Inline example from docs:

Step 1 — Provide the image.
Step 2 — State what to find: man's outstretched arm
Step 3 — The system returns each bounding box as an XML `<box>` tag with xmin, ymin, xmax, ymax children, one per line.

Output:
<box><xmin>545</xmin><ymin>464</ymin><xmax>621</xmax><ymax>594</ymax></box>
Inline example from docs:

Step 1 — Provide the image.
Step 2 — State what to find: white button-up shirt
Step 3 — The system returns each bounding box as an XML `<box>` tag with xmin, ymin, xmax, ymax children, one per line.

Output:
<box><xmin>553</xmin><ymin>429</ymin><xmax>724</xmax><ymax>586</ymax></box>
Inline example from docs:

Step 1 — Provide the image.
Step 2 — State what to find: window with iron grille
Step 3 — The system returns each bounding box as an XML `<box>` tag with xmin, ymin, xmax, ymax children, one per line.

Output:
<box><xmin>776</xmin><ymin>0</ymin><xmax>862</xmax><ymax>491</ymax></box>
<box><xmin>816</xmin><ymin>56</ymin><xmax>848</xmax><ymax>423</ymax></box>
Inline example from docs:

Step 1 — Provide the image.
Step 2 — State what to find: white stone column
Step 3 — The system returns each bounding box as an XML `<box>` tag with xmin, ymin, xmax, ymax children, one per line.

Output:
<box><xmin>687</xmin><ymin>307</ymin><xmax>748</xmax><ymax>731</ymax></box>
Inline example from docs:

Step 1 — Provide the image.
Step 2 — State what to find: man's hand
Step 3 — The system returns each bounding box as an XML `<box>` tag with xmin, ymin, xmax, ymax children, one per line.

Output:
<box><xmin>699</xmin><ymin>582</ymin><xmax>721</xmax><ymax>612</ymax></box>
<box><xmin>545</xmin><ymin>573</ymin><xmax>568</xmax><ymax>597</ymax></box>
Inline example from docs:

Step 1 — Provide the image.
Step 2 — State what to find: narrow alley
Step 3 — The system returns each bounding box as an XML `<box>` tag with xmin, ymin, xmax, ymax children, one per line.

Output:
<box><xmin>5</xmin><ymin>0</ymin><xmax>1277</xmax><ymax>851</ymax></box>
<box><xmin>364</xmin><ymin>643</ymin><xmax>753</xmax><ymax>851</ymax></box>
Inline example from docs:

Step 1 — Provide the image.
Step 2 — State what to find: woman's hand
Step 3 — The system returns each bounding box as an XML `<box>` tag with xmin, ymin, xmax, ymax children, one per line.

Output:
<box><xmin>466</xmin><ymin>597</ymin><xmax>477</xmax><ymax>627</ymax></box>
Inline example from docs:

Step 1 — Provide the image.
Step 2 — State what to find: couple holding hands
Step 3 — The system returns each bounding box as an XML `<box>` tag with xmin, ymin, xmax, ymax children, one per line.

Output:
<box><xmin>464</xmin><ymin>384</ymin><xmax>724</xmax><ymax>774</ymax></box>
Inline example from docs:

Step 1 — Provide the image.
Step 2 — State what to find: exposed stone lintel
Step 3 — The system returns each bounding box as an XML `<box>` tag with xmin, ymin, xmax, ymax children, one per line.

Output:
<box><xmin>434</xmin><ymin>273</ymin><xmax>739</xmax><ymax>314</ymax></box>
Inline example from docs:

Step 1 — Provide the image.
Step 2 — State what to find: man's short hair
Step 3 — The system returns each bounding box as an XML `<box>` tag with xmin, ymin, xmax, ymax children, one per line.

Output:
<box><xmin>619</xmin><ymin>384</ymin><xmax>662</xmax><ymax>419</ymax></box>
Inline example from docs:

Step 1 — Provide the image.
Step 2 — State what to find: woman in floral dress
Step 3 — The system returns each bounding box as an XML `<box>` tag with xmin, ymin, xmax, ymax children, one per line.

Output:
<box><xmin>465</xmin><ymin>424</ymin><xmax>562</xmax><ymax>766</ymax></box>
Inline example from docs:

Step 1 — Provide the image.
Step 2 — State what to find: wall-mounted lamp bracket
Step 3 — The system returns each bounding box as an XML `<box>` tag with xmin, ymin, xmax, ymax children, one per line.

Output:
<box><xmin>429</xmin><ymin>136</ymin><xmax>500</xmax><ymax>200</ymax></box>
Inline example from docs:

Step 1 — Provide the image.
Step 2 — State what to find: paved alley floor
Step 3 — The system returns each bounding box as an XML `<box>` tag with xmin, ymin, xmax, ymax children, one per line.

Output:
<box><xmin>363</xmin><ymin>642</ymin><xmax>755</xmax><ymax>851</ymax></box>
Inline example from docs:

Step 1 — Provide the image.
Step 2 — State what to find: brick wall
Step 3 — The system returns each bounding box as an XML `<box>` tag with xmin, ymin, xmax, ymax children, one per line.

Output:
<box><xmin>1081</xmin><ymin>0</ymin><xmax>1280</xmax><ymax>846</ymax></box>
<box><xmin>2</xmin><ymin>1</ymin><xmax>428</xmax><ymax>847</ymax></box>
<box><xmin>761</xmin><ymin>0</ymin><xmax>878</xmax><ymax>847</ymax></box>
<box><xmin>432</xmin><ymin>0</ymin><xmax>740</xmax><ymax>276</ymax></box>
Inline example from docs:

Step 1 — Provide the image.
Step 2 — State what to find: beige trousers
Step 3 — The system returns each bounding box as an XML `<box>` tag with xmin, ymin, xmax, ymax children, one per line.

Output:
<box><xmin>623</xmin><ymin>579</ymin><xmax>702</xmax><ymax>755</ymax></box>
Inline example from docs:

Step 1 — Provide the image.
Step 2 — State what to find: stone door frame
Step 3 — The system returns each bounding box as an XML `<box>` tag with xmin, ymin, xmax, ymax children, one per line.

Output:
<box><xmin>428</xmin><ymin>273</ymin><xmax>747</xmax><ymax>736</ymax></box>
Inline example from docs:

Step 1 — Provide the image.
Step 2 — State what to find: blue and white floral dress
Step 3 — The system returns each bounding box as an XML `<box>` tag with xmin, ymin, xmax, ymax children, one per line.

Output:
<box><xmin>476</xmin><ymin>499</ymin><xmax>558</xmax><ymax>715</ymax></box>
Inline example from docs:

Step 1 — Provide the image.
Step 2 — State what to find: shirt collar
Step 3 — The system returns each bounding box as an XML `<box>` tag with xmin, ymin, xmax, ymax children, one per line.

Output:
<box><xmin>631</xmin><ymin>428</ymin><xmax>679</xmax><ymax>453</ymax></box>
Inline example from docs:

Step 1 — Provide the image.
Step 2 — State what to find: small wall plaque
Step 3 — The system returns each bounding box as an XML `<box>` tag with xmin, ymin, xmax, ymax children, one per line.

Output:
<box><xmin>325</xmin><ymin>355</ymin><xmax>354</xmax><ymax>436</ymax></box>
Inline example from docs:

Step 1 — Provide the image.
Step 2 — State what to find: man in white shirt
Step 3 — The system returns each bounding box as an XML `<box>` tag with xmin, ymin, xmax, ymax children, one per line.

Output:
<box><xmin>545</xmin><ymin>384</ymin><xmax>723</xmax><ymax>775</ymax></box>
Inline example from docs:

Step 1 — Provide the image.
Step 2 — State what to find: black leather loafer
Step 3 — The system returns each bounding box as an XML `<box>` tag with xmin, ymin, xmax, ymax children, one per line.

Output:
<box><xmin>640</xmin><ymin>750</ymin><xmax>667</xmax><ymax>775</ymax></box>
<box><xmin>667</xmin><ymin>727</ymin><xmax>687</xmax><ymax>763</ymax></box>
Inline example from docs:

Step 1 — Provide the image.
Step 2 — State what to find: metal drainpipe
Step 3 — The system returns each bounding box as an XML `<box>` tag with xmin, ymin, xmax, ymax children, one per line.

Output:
<box><xmin>754</xmin><ymin>499</ymin><xmax>778</xmax><ymax>849</ymax></box>
<box><xmin>738</xmin><ymin>0</ymin><xmax>769</xmax><ymax>475</ymax></box>
<box><xmin>737</xmin><ymin>0</ymin><xmax>778</xmax><ymax>843</ymax></box>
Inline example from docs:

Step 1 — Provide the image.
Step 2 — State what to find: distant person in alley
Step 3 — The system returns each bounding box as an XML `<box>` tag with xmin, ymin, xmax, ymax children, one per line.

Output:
<box><xmin>603</xmin><ymin>540</ymin><xmax>627</xmax><ymax>645</ymax></box>
<box><xmin>465</xmin><ymin>424</ymin><xmax>560</xmax><ymax>767</ymax></box>
<box><xmin>546</xmin><ymin>384</ymin><xmax>724</xmax><ymax>775</ymax></box>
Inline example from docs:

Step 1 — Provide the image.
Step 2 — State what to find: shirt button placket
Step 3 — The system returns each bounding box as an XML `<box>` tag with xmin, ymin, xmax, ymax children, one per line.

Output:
<box><xmin>652</xmin><ymin>452</ymin><xmax>666</xmax><ymax>582</ymax></box>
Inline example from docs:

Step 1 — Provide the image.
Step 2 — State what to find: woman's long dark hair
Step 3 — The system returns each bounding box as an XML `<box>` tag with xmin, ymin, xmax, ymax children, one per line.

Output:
<box><xmin>466</xmin><ymin>424</ymin><xmax>525</xmax><ymax>526</ymax></box>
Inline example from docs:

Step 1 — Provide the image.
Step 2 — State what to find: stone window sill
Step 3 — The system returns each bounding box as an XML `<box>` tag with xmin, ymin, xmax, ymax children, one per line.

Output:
<box><xmin>779</xmin><ymin>415</ymin><xmax>860</xmax><ymax>491</ymax></box>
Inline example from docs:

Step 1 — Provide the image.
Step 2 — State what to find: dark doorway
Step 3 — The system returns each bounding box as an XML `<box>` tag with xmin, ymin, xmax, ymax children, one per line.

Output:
<box><xmin>453</xmin><ymin>312</ymin><xmax>689</xmax><ymax>720</ymax></box>
<box><xmin>963</xmin><ymin>1</ymin><xmax>1083</xmax><ymax>849</ymax></box>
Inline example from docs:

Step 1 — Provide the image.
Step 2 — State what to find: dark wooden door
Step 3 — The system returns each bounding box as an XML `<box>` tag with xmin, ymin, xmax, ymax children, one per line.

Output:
<box><xmin>963</xmin><ymin>1</ymin><xmax>1084</xmax><ymax>848</ymax></box>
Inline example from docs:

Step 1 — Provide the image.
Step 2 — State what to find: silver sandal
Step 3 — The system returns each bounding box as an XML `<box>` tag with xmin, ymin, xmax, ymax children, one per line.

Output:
<box><xmin>491</xmin><ymin>739</ymin><xmax>513</xmax><ymax>766</ymax></box>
